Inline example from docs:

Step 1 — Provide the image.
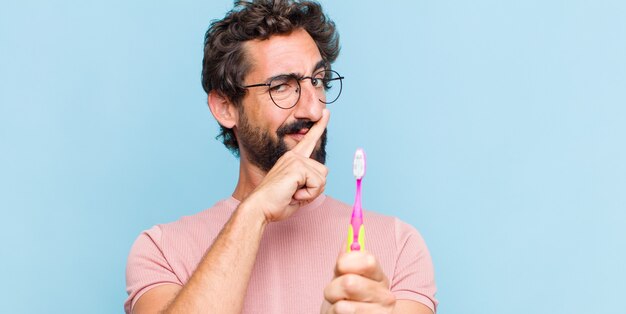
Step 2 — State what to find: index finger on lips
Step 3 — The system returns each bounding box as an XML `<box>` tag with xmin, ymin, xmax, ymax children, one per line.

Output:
<box><xmin>335</xmin><ymin>251</ymin><xmax>387</xmax><ymax>284</ymax></box>
<box><xmin>291</xmin><ymin>108</ymin><xmax>330</xmax><ymax>158</ymax></box>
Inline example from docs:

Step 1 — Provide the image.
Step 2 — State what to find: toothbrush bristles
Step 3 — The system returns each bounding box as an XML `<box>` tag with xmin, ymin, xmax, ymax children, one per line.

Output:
<box><xmin>353</xmin><ymin>149</ymin><xmax>366</xmax><ymax>179</ymax></box>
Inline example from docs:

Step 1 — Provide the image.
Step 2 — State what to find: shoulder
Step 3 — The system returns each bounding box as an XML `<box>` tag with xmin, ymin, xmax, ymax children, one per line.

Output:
<box><xmin>125</xmin><ymin>198</ymin><xmax>237</xmax><ymax>311</ymax></box>
<box><xmin>126</xmin><ymin>197</ymin><xmax>237</xmax><ymax>273</ymax></box>
<box><xmin>156</xmin><ymin>197</ymin><xmax>236</xmax><ymax>239</ymax></box>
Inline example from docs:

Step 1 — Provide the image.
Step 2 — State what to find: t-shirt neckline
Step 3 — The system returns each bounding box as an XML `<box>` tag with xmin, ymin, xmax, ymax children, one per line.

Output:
<box><xmin>225</xmin><ymin>194</ymin><xmax>327</xmax><ymax>218</ymax></box>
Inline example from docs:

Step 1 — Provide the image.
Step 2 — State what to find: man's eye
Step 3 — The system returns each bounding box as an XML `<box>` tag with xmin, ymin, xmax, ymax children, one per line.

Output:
<box><xmin>270</xmin><ymin>84</ymin><xmax>288</xmax><ymax>92</ymax></box>
<box><xmin>271</xmin><ymin>81</ymin><xmax>298</xmax><ymax>94</ymax></box>
<box><xmin>311</xmin><ymin>78</ymin><xmax>323</xmax><ymax>87</ymax></box>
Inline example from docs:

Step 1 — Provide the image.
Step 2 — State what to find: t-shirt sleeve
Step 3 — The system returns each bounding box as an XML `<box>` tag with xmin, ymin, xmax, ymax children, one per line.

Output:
<box><xmin>391</xmin><ymin>218</ymin><xmax>438</xmax><ymax>313</ymax></box>
<box><xmin>124</xmin><ymin>225</ymin><xmax>183</xmax><ymax>314</ymax></box>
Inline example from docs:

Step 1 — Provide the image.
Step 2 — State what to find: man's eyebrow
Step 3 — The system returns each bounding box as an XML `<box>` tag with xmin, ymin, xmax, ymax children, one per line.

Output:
<box><xmin>312</xmin><ymin>60</ymin><xmax>327</xmax><ymax>73</ymax></box>
<box><xmin>265</xmin><ymin>73</ymin><xmax>292</xmax><ymax>84</ymax></box>
<box><xmin>264</xmin><ymin>60</ymin><xmax>328</xmax><ymax>83</ymax></box>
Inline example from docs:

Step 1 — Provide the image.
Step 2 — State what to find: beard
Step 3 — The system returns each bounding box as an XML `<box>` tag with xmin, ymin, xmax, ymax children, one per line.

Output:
<box><xmin>236</xmin><ymin>114</ymin><xmax>327</xmax><ymax>172</ymax></box>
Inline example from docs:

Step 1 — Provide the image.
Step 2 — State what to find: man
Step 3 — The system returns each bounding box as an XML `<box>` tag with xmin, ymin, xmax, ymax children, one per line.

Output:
<box><xmin>125</xmin><ymin>1</ymin><xmax>437</xmax><ymax>313</ymax></box>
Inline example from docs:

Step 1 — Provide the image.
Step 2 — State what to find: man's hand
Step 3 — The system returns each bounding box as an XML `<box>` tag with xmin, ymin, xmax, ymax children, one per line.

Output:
<box><xmin>245</xmin><ymin>108</ymin><xmax>330</xmax><ymax>223</ymax></box>
<box><xmin>321</xmin><ymin>251</ymin><xmax>396</xmax><ymax>314</ymax></box>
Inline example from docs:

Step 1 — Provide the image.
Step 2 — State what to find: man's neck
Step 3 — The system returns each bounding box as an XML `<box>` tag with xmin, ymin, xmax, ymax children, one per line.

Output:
<box><xmin>232</xmin><ymin>160</ymin><xmax>267</xmax><ymax>201</ymax></box>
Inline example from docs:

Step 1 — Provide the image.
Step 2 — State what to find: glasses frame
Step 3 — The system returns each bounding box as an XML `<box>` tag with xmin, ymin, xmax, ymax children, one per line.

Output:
<box><xmin>243</xmin><ymin>69</ymin><xmax>344</xmax><ymax>109</ymax></box>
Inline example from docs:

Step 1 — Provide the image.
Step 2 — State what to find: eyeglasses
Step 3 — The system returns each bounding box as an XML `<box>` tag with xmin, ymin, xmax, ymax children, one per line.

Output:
<box><xmin>243</xmin><ymin>69</ymin><xmax>344</xmax><ymax>109</ymax></box>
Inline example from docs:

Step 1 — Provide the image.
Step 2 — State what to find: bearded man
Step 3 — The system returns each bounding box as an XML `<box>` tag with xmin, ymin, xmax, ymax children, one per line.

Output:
<box><xmin>125</xmin><ymin>1</ymin><xmax>437</xmax><ymax>313</ymax></box>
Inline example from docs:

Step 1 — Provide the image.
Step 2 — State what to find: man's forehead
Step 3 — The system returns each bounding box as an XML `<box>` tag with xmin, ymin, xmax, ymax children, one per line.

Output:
<box><xmin>243</xmin><ymin>29</ymin><xmax>324</xmax><ymax>80</ymax></box>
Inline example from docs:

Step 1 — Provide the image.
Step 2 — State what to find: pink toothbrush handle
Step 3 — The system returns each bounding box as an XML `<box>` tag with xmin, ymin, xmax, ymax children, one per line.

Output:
<box><xmin>347</xmin><ymin>179</ymin><xmax>365</xmax><ymax>251</ymax></box>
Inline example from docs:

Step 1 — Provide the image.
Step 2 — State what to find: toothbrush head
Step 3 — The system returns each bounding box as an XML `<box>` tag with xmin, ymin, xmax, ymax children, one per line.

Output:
<box><xmin>353</xmin><ymin>148</ymin><xmax>366</xmax><ymax>180</ymax></box>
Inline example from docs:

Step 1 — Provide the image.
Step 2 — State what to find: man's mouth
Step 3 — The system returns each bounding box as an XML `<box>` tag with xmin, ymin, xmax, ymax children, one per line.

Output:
<box><xmin>286</xmin><ymin>128</ymin><xmax>309</xmax><ymax>141</ymax></box>
<box><xmin>277</xmin><ymin>119</ymin><xmax>315</xmax><ymax>143</ymax></box>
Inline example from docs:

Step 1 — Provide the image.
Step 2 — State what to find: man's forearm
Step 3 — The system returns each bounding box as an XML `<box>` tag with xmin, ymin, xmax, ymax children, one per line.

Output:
<box><xmin>163</xmin><ymin>200</ymin><xmax>267</xmax><ymax>313</ymax></box>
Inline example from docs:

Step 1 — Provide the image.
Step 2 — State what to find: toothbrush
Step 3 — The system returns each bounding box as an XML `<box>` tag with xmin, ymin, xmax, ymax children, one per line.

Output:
<box><xmin>347</xmin><ymin>148</ymin><xmax>366</xmax><ymax>252</ymax></box>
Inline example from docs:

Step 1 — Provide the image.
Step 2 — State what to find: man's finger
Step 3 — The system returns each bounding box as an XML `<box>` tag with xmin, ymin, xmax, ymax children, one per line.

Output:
<box><xmin>326</xmin><ymin>300</ymin><xmax>394</xmax><ymax>314</ymax></box>
<box><xmin>291</xmin><ymin>108</ymin><xmax>330</xmax><ymax>158</ymax></box>
<box><xmin>294</xmin><ymin>169</ymin><xmax>326</xmax><ymax>198</ymax></box>
<box><xmin>334</xmin><ymin>251</ymin><xmax>387</xmax><ymax>284</ymax></box>
<box><xmin>324</xmin><ymin>274</ymin><xmax>389</xmax><ymax>303</ymax></box>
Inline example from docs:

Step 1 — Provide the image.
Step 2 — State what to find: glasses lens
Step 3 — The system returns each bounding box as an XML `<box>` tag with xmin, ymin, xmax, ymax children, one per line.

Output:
<box><xmin>269</xmin><ymin>75</ymin><xmax>300</xmax><ymax>109</ymax></box>
<box><xmin>318</xmin><ymin>70</ymin><xmax>342</xmax><ymax>104</ymax></box>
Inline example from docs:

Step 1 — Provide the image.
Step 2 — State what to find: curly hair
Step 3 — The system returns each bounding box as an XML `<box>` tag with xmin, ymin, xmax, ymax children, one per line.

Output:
<box><xmin>201</xmin><ymin>0</ymin><xmax>340</xmax><ymax>155</ymax></box>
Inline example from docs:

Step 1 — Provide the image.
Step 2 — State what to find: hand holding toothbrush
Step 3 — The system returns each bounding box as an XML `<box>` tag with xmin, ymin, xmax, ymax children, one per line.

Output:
<box><xmin>320</xmin><ymin>149</ymin><xmax>396</xmax><ymax>313</ymax></box>
<box><xmin>321</xmin><ymin>251</ymin><xmax>396</xmax><ymax>313</ymax></box>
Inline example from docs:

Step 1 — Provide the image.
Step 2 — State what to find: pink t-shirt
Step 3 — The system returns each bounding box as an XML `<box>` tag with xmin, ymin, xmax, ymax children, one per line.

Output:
<box><xmin>125</xmin><ymin>195</ymin><xmax>437</xmax><ymax>313</ymax></box>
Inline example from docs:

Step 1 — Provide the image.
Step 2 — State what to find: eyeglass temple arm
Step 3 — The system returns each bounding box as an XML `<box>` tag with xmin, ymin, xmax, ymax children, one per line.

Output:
<box><xmin>243</xmin><ymin>83</ymin><xmax>271</xmax><ymax>88</ymax></box>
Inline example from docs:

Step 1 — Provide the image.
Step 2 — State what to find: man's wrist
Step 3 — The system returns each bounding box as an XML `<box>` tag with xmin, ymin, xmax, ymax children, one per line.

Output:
<box><xmin>237</xmin><ymin>196</ymin><xmax>270</xmax><ymax>228</ymax></box>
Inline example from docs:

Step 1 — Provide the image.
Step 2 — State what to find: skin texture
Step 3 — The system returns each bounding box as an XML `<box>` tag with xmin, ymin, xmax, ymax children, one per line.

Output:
<box><xmin>132</xmin><ymin>29</ymin><xmax>433</xmax><ymax>314</ymax></box>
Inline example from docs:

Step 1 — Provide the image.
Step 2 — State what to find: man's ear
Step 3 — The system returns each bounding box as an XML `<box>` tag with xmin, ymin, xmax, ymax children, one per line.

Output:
<box><xmin>207</xmin><ymin>91</ymin><xmax>238</xmax><ymax>129</ymax></box>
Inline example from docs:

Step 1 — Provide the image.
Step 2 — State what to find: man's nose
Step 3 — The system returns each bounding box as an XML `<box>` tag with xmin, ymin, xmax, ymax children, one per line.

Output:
<box><xmin>293</xmin><ymin>80</ymin><xmax>324</xmax><ymax>121</ymax></box>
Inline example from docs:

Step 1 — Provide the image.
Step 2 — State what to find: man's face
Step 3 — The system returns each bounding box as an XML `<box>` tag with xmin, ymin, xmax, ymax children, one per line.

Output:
<box><xmin>234</xmin><ymin>29</ymin><xmax>328</xmax><ymax>172</ymax></box>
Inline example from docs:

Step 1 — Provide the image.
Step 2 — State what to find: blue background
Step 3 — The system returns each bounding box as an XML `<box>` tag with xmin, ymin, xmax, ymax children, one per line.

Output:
<box><xmin>1</xmin><ymin>0</ymin><xmax>624</xmax><ymax>313</ymax></box>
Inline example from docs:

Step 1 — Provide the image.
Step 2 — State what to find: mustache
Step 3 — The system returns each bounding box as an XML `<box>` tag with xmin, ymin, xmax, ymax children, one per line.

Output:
<box><xmin>276</xmin><ymin>119</ymin><xmax>316</xmax><ymax>137</ymax></box>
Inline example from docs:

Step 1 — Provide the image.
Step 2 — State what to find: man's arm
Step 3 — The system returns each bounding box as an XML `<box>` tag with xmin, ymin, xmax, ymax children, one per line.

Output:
<box><xmin>133</xmin><ymin>199</ymin><xmax>268</xmax><ymax>314</ymax></box>
<box><xmin>131</xmin><ymin>109</ymin><xmax>330</xmax><ymax>314</ymax></box>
